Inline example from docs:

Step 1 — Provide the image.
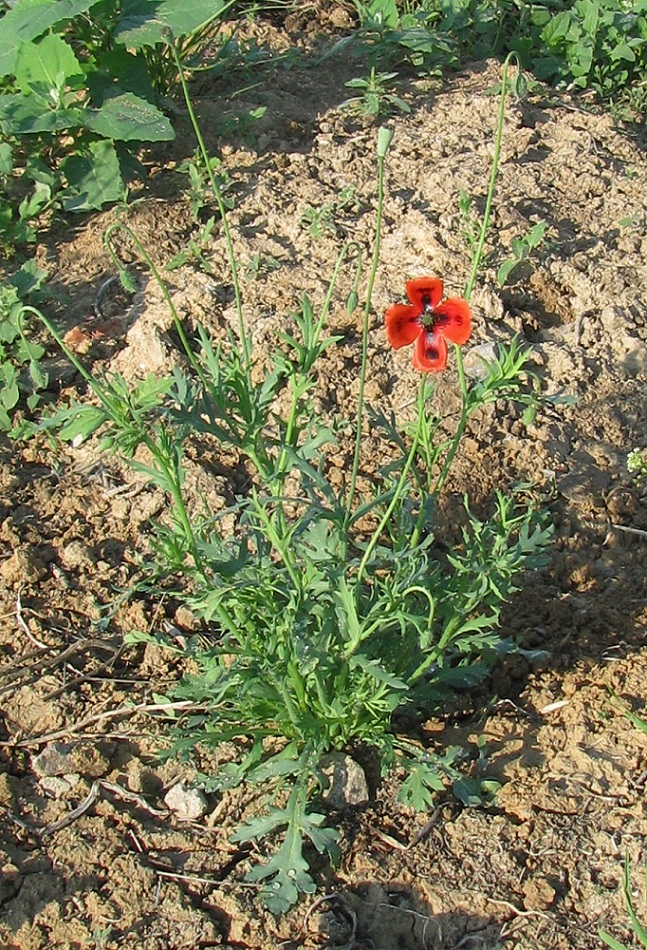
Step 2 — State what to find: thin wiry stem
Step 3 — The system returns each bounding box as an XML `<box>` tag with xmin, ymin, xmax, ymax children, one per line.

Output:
<box><xmin>434</xmin><ymin>53</ymin><xmax>518</xmax><ymax>499</ymax></box>
<box><xmin>166</xmin><ymin>35</ymin><xmax>250</xmax><ymax>375</ymax></box>
<box><xmin>343</xmin><ymin>128</ymin><xmax>392</xmax><ymax>542</ymax></box>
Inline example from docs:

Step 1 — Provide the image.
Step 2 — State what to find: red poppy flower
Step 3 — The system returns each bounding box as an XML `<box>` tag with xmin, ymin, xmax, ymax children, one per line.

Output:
<box><xmin>385</xmin><ymin>277</ymin><xmax>471</xmax><ymax>372</ymax></box>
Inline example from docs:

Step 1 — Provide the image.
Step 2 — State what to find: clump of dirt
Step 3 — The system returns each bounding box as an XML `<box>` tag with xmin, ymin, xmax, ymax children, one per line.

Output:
<box><xmin>1</xmin><ymin>19</ymin><xmax>646</xmax><ymax>950</ymax></box>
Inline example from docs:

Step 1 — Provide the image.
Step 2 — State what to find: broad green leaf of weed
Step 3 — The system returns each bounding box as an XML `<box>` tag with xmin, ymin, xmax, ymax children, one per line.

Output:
<box><xmin>350</xmin><ymin>653</ymin><xmax>408</xmax><ymax>692</ymax></box>
<box><xmin>233</xmin><ymin>782</ymin><xmax>338</xmax><ymax>913</ymax></box>
<box><xmin>0</xmin><ymin>362</ymin><xmax>19</xmax><ymax>412</ymax></box>
<box><xmin>28</xmin><ymin>359</ymin><xmax>48</xmax><ymax>391</ymax></box>
<box><xmin>131</xmin><ymin>374</ymin><xmax>174</xmax><ymax>410</ymax></box>
<box><xmin>15</xmin><ymin>334</ymin><xmax>44</xmax><ymax>364</ymax></box>
<box><xmin>3</xmin><ymin>0</ymin><xmax>97</xmax><ymax>47</ymax></box>
<box><xmin>9</xmin><ymin>259</ymin><xmax>48</xmax><ymax>297</ymax></box>
<box><xmin>86</xmin><ymin>48</ymin><xmax>156</xmax><ymax>105</ymax></box>
<box><xmin>247</xmin><ymin>743</ymin><xmax>302</xmax><ymax>784</ymax></box>
<box><xmin>496</xmin><ymin>258</ymin><xmax>518</xmax><ymax>286</ymax></box>
<box><xmin>60</xmin><ymin>139</ymin><xmax>123</xmax><ymax>211</ymax></box>
<box><xmin>85</xmin><ymin>92</ymin><xmax>174</xmax><ymax>142</ymax></box>
<box><xmin>298</xmin><ymin>518</ymin><xmax>343</xmax><ymax>562</ymax></box>
<box><xmin>541</xmin><ymin>11</ymin><xmax>572</xmax><ymax>45</ymax></box>
<box><xmin>0</xmin><ymin>141</ymin><xmax>13</xmax><ymax>174</ymax></box>
<box><xmin>19</xmin><ymin>180</ymin><xmax>52</xmax><ymax>220</ymax></box>
<box><xmin>0</xmin><ymin>26</ymin><xmax>21</xmax><ymax>80</ymax></box>
<box><xmin>367</xmin><ymin>0</ymin><xmax>399</xmax><ymax>28</ymax></box>
<box><xmin>0</xmin><ymin>93</ymin><xmax>83</xmax><ymax>134</ymax></box>
<box><xmin>245</xmin><ymin>837</ymin><xmax>315</xmax><ymax>915</ymax></box>
<box><xmin>527</xmin><ymin>221</ymin><xmax>547</xmax><ymax>247</ymax></box>
<box><xmin>453</xmin><ymin>776</ymin><xmax>499</xmax><ymax>807</ymax></box>
<box><xmin>581</xmin><ymin>0</ymin><xmax>599</xmax><ymax>36</ymax></box>
<box><xmin>14</xmin><ymin>32</ymin><xmax>84</xmax><ymax>96</ymax></box>
<box><xmin>115</xmin><ymin>0</ymin><xmax>226</xmax><ymax>47</ymax></box>
<box><xmin>612</xmin><ymin>43</ymin><xmax>637</xmax><ymax>63</ymax></box>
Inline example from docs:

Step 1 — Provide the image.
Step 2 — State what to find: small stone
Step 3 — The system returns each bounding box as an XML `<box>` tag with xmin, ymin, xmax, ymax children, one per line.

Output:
<box><xmin>164</xmin><ymin>782</ymin><xmax>208</xmax><ymax>820</ymax></box>
<box><xmin>320</xmin><ymin>754</ymin><xmax>369</xmax><ymax>808</ymax></box>
<box><xmin>69</xmin><ymin>742</ymin><xmax>112</xmax><ymax>778</ymax></box>
<box><xmin>32</xmin><ymin>742</ymin><xmax>76</xmax><ymax>777</ymax></box>
<box><xmin>40</xmin><ymin>775</ymin><xmax>79</xmax><ymax>798</ymax></box>
<box><xmin>174</xmin><ymin>605</ymin><xmax>200</xmax><ymax>631</ymax></box>
<box><xmin>33</xmin><ymin>741</ymin><xmax>111</xmax><ymax>779</ymax></box>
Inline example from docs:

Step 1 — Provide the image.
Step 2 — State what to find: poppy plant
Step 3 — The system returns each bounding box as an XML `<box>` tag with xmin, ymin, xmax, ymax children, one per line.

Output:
<box><xmin>385</xmin><ymin>277</ymin><xmax>471</xmax><ymax>372</ymax></box>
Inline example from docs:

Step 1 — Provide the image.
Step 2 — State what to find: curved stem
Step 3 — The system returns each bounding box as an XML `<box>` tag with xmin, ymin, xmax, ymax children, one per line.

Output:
<box><xmin>103</xmin><ymin>222</ymin><xmax>208</xmax><ymax>388</ymax></box>
<box><xmin>23</xmin><ymin>305</ymin><xmax>111</xmax><ymax>402</ymax></box>
<box><xmin>27</xmin><ymin>305</ymin><xmax>205</xmax><ymax>576</ymax></box>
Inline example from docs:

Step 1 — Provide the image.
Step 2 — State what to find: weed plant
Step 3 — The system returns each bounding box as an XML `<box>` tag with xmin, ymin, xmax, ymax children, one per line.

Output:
<box><xmin>23</xmin><ymin>47</ymin><xmax>552</xmax><ymax>912</ymax></box>
<box><xmin>600</xmin><ymin>857</ymin><xmax>647</xmax><ymax>948</ymax></box>
<box><xmin>0</xmin><ymin>0</ymin><xmax>264</xmax><ymax>247</ymax></box>
<box><xmin>341</xmin><ymin>67</ymin><xmax>411</xmax><ymax>117</ymax></box>
<box><xmin>0</xmin><ymin>260</ymin><xmax>49</xmax><ymax>430</ymax></box>
<box><xmin>345</xmin><ymin>0</ymin><xmax>646</xmax><ymax>115</ymax></box>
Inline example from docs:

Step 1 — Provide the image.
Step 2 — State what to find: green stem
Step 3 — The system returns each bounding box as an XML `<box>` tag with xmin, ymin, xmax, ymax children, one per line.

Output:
<box><xmin>273</xmin><ymin>240</ymin><xmax>360</xmax><ymax>491</ymax></box>
<box><xmin>433</xmin><ymin>53</ymin><xmax>516</xmax><ymax>499</ymax></box>
<box><xmin>251</xmin><ymin>492</ymin><xmax>301</xmax><ymax>590</ymax></box>
<box><xmin>432</xmin><ymin>343</ymin><xmax>469</xmax><ymax>499</ymax></box>
<box><xmin>343</xmin><ymin>130</ymin><xmax>391</xmax><ymax>542</ymax></box>
<box><xmin>27</xmin><ymin>305</ymin><xmax>205</xmax><ymax>576</ymax></box>
<box><xmin>167</xmin><ymin>37</ymin><xmax>250</xmax><ymax>375</ymax></box>
<box><xmin>146</xmin><ymin>436</ymin><xmax>205</xmax><ymax>574</ymax></box>
<box><xmin>355</xmin><ymin>376</ymin><xmax>426</xmax><ymax>591</ymax></box>
<box><xmin>464</xmin><ymin>52</ymin><xmax>517</xmax><ymax>303</ymax></box>
<box><xmin>103</xmin><ymin>222</ymin><xmax>208</xmax><ymax>389</ymax></box>
<box><xmin>24</xmin><ymin>306</ymin><xmax>111</xmax><ymax>402</ymax></box>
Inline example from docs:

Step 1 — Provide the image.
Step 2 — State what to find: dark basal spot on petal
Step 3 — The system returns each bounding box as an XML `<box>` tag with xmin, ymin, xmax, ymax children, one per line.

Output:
<box><xmin>426</xmin><ymin>345</ymin><xmax>440</xmax><ymax>361</ymax></box>
<box><xmin>438</xmin><ymin>313</ymin><xmax>463</xmax><ymax>329</ymax></box>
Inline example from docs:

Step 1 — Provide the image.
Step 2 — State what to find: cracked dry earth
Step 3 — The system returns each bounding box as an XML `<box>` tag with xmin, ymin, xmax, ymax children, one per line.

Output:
<box><xmin>1</xmin><ymin>29</ymin><xmax>647</xmax><ymax>950</ymax></box>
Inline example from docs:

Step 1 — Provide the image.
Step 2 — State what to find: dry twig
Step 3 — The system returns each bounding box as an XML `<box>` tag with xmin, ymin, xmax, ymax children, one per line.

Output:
<box><xmin>0</xmin><ymin>699</ymin><xmax>200</xmax><ymax>748</ymax></box>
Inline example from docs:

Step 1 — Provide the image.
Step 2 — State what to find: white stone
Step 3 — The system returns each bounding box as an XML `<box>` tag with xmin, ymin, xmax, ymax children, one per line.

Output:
<box><xmin>164</xmin><ymin>782</ymin><xmax>208</xmax><ymax>820</ymax></box>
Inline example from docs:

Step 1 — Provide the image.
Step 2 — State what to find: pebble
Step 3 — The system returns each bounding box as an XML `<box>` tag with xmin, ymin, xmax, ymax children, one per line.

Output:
<box><xmin>321</xmin><ymin>753</ymin><xmax>369</xmax><ymax>808</ymax></box>
<box><xmin>32</xmin><ymin>741</ymin><xmax>111</xmax><ymax>779</ymax></box>
<box><xmin>32</xmin><ymin>742</ymin><xmax>77</xmax><ymax>777</ymax></box>
<box><xmin>40</xmin><ymin>775</ymin><xmax>80</xmax><ymax>798</ymax></box>
<box><xmin>164</xmin><ymin>782</ymin><xmax>208</xmax><ymax>820</ymax></box>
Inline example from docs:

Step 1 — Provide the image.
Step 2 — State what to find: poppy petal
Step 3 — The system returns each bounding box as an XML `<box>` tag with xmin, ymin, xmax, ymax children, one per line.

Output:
<box><xmin>385</xmin><ymin>304</ymin><xmax>422</xmax><ymax>348</ymax></box>
<box><xmin>406</xmin><ymin>277</ymin><xmax>443</xmax><ymax>312</ymax></box>
<box><xmin>434</xmin><ymin>297</ymin><xmax>472</xmax><ymax>345</ymax></box>
<box><xmin>412</xmin><ymin>330</ymin><xmax>448</xmax><ymax>372</ymax></box>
